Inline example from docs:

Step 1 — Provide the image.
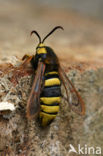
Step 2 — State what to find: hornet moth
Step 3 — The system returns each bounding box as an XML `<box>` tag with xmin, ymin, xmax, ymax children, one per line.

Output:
<box><xmin>22</xmin><ymin>26</ymin><xmax>85</xmax><ymax>127</ymax></box>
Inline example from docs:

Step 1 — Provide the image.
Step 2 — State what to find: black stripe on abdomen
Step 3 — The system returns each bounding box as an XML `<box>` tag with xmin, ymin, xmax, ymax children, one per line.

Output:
<box><xmin>40</xmin><ymin>102</ymin><xmax>59</xmax><ymax>106</ymax></box>
<box><xmin>41</xmin><ymin>110</ymin><xmax>58</xmax><ymax>115</ymax></box>
<box><xmin>45</xmin><ymin>74</ymin><xmax>59</xmax><ymax>79</ymax></box>
<box><xmin>40</xmin><ymin>85</ymin><xmax>61</xmax><ymax>97</ymax></box>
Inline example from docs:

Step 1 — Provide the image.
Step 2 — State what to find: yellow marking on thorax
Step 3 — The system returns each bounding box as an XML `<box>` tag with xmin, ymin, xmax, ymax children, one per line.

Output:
<box><xmin>37</xmin><ymin>43</ymin><xmax>47</xmax><ymax>54</ymax></box>
<box><xmin>40</xmin><ymin>97</ymin><xmax>61</xmax><ymax>104</ymax></box>
<box><xmin>45</xmin><ymin>78</ymin><xmax>60</xmax><ymax>86</ymax></box>
<box><xmin>45</xmin><ymin>71</ymin><xmax>58</xmax><ymax>76</ymax></box>
<box><xmin>41</xmin><ymin>105</ymin><xmax>59</xmax><ymax>113</ymax></box>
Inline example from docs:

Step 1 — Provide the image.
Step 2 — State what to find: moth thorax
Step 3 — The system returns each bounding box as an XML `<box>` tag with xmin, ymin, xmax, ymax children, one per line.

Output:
<box><xmin>37</xmin><ymin>43</ymin><xmax>47</xmax><ymax>55</ymax></box>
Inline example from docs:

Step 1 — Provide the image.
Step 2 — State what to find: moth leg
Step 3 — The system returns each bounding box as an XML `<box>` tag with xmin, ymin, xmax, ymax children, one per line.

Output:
<box><xmin>21</xmin><ymin>55</ymin><xmax>34</xmax><ymax>67</ymax></box>
<box><xmin>10</xmin><ymin>55</ymin><xmax>35</xmax><ymax>85</ymax></box>
<box><xmin>0</xmin><ymin>55</ymin><xmax>33</xmax><ymax>77</ymax></box>
<box><xmin>12</xmin><ymin>55</ymin><xmax>34</xmax><ymax>75</ymax></box>
<box><xmin>22</xmin><ymin>54</ymin><xmax>33</xmax><ymax>60</ymax></box>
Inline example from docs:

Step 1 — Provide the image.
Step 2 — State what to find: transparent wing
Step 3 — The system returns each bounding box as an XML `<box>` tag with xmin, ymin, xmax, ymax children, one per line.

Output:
<box><xmin>59</xmin><ymin>66</ymin><xmax>85</xmax><ymax>115</ymax></box>
<box><xmin>26</xmin><ymin>61</ymin><xmax>45</xmax><ymax>119</ymax></box>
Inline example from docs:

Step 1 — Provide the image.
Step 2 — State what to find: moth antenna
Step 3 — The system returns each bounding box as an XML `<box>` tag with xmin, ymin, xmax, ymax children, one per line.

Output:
<box><xmin>31</xmin><ymin>30</ymin><xmax>41</xmax><ymax>44</ymax></box>
<box><xmin>42</xmin><ymin>26</ymin><xmax>64</xmax><ymax>43</ymax></box>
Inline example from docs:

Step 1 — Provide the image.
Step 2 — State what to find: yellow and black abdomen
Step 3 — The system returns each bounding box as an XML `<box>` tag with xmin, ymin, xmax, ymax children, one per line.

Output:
<box><xmin>39</xmin><ymin>71</ymin><xmax>61</xmax><ymax>127</ymax></box>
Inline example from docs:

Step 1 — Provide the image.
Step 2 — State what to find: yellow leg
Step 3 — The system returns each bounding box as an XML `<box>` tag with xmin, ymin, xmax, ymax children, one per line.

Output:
<box><xmin>22</xmin><ymin>54</ymin><xmax>32</xmax><ymax>60</ymax></box>
<box><xmin>21</xmin><ymin>55</ymin><xmax>34</xmax><ymax>67</ymax></box>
